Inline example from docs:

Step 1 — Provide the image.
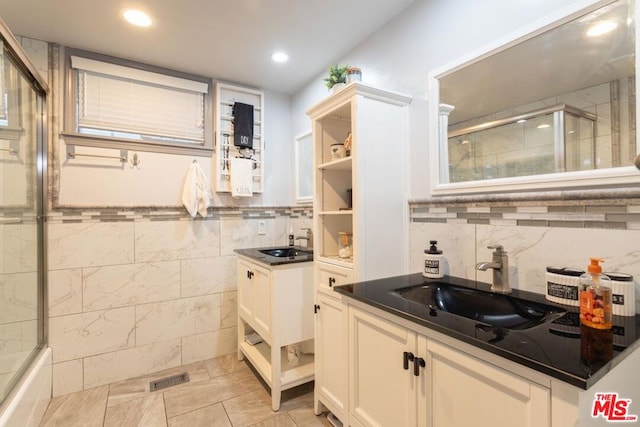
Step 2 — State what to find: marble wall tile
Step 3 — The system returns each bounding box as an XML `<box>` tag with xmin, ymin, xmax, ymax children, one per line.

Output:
<box><xmin>48</xmin><ymin>269</ymin><xmax>82</xmax><ymax>317</ymax></box>
<box><xmin>181</xmin><ymin>327</ymin><xmax>237</xmax><ymax>364</ymax></box>
<box><xmin>48</xmin><ymin>222</ymin><xmax>134</xmax><ymax>270</ymax></box>
<box><xmin>0</xmin><ymin>272</ymin><xmax>37</xmax><ymax>324</ymax></box>
<box><xmin>52</xmin><ymin>359</ymin><xmax>83</xmax><ymax>397</ymax></box>
<box><xmin>181</xmin><ymin>255</ymin><xmax>236</xmax><ymax>297</ymax></box>
<box><xmin>220</xmin><ymin>292</ymin><xmax>237</xmax><ymax>328</ymax></box>
<box><xmin>135</xmin><ymin>295</ymin><xmax>220</xmax><ymax>346</ymax></box>
<box><xmin>219</xmin><ymin>217</ymin><xmax>288</xmax><ymax>256</ymax></box>
<box><xmin>49</xmin><ymin>307</ymin><xmax>135</xmax><ymax>363</ymax></box>
<box><xmin>83</xmin><ymin>339</ymin><xmax>181</xmax><ymax>389</ymax></box>
<box><xmin>134</xmin><ymin>219</ymin><xmax>220</xmax><ymax>262</ymax></box>
<box><xmin>83</xmin><ymin>261</ymin><xmax>180</xmax><ymax>311</ymax></box>
<box><xmin>0</xmin><ymin>222</ymin><xmax>37</xmax><ymax>274</ymax></box>
<box><xmin>409</xmin><ymin>222</ymin><xmax>476</xmax><ymax>279</ymax></box>
<box><xmin>475</xmin><ymin>225</ymin><xmax>640</xmax><ymax>295</ymax></box>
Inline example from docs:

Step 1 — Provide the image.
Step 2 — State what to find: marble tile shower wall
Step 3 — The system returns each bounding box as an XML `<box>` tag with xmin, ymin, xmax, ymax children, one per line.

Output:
<box><xmin>409</xmin><ymin>195</ymin><xmax>640</xmax><ymax>313</ymax></box>
<box><xmin>46</xmin><ymin>206</ymin><xmax>312</xmax><ymax>397</ymax></box>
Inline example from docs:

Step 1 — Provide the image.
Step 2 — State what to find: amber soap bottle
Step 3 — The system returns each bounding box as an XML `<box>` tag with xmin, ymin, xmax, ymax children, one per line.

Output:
<box><xmin>579</xmin><ymin>258</ymin><xmax>613</xmax><ymax>330</ymax></box>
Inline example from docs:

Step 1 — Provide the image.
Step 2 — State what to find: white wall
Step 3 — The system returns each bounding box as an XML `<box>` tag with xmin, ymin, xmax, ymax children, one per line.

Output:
<box><xmin>292</xmin><ymin>0</ymin><xmax>599</xmax><ymax>199</ymax></box>
<box><xmin>57</xmin><ymin>87</ymin><xmax>294</xmax><ymax>207</ymax></box>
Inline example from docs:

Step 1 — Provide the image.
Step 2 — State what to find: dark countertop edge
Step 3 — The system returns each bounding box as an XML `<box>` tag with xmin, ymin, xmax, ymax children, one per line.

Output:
<box><xmin>334</xmin><ymin>284</ymin><xmax>640</xmax><ymax>391</ymax></box>
<box><xmin>234</xmin><ymin>246</ymin><xmax>314</xmax><ymax>266</ymax></box>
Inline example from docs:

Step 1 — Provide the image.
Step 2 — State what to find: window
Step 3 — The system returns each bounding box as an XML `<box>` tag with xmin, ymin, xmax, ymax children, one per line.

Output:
<box><xmin>63</xmin><ymin>48</ymin><xmax>213</xmax><ymax>155</ymax></box>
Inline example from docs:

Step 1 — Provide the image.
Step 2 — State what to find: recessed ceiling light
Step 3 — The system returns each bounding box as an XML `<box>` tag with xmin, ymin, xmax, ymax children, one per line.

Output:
<box><xmin>271</xmin><ymin>52</ymin><xmax>289</xmax><ymax>63</ymax></box>
<box><xmin>516</xmin><ymin>119</ymin><xmax>526</xmax><ymax>124</ymax></box>
<box><xmin>587</xmin><ymin>21</ymin><xmax>618</xmax><ymax>37</ymax></box>
<box><xmin>123</xmin><ymin>9</ymin><xmax>153</xmax><ymax>27</ymax></box>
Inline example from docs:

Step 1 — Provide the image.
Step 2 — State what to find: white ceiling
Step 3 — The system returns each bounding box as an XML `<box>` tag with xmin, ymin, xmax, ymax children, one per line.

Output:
<box><xmin>0</xmin><ymin>0</ymin><xmax>415</xmax><ymax>95</ymax></box>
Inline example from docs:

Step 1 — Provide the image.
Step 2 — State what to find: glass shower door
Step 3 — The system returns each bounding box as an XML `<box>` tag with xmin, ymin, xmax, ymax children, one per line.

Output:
<box><xmin>0</xmin><ymin>36</ymin><xmax>46</xmax><ymax>404</ymax></box>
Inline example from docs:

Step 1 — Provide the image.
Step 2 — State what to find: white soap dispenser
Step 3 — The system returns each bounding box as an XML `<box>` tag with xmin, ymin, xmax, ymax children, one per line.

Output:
<box><xmin>423</xmin><ymin>240</ymin><xmax>445</xmax><ymax>279</ymax></box>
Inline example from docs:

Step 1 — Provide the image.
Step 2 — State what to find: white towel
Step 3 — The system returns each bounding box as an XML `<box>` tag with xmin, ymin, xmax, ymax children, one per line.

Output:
<box><xmin>231</xmin><ymin>158</ymin><xmax>253</xmax><ymax>197</ymax></box>
<box><xmin>182</xmin><ymin>161</ymin><xmax>211</xmax><ymax>218</ymax></box>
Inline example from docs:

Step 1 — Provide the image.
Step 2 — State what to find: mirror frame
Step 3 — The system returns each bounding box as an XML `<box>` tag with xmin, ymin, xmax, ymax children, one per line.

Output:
<box><xmin>428</xmin><ymin>0</ymin><xmax>640</xmax><ymax>196</ymax></box>
<box><xmin>294</xmin><ymin>130</ymin><xmax>313</xmax><ymax>204</ymax></box>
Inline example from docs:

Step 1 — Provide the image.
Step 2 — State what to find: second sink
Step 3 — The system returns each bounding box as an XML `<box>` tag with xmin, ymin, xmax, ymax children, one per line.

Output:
<box><xmin>259</xmin><ymin>247</ymin><xmax>312</xmax><ymax>258</ymax></box>
<box><xmin>394</xmin><ymin>282</ymin><xmax>566</xmax><ymax>330</ymax></box>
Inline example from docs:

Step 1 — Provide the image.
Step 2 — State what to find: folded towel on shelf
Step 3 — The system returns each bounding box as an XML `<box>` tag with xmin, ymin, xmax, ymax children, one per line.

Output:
<box><xmin>232</xmin><ymin>102</ymin><xmax>254</xmax><ymax>149</ymax></box>
<box><xmin>231</xmin><ymin>157</ymin><xmax>253</xmax><ymax>198</ymax></box>
<box><xmin>182</xmin><ymin>160</ymin><xmax>212</xmax><ymax>218</ymax></box>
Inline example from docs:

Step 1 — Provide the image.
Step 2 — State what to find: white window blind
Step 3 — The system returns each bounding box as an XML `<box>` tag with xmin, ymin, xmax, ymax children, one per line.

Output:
<box><xmin>71</xmin><ymin>55</ymin><xmax>208</xmax><ymax>144</ymax></box>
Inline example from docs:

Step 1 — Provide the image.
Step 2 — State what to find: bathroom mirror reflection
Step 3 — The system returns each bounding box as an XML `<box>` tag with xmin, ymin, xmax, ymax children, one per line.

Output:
<box><xmin>430</xmin><ymin>0</ymin><xmax>639</xmax><ymax>194</ymax></box>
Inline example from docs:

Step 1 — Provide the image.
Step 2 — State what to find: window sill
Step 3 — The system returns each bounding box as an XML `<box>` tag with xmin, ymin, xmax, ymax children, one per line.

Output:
<box><xmin>61</xmin><ymin>132</ymin><xmax>213</xmax><ymax>157</ymax></box>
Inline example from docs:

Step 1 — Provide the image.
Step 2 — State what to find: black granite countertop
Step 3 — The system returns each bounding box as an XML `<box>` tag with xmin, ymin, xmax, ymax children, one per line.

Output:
<box><xmin>234</xmin><ymin>246</ymin><xmax>313</xmax><ymax>266</ymax></box>
<box><xmin>334</xmin><ymin>272</ymin><xmax>640</xmax><ymax>390</ymax></box>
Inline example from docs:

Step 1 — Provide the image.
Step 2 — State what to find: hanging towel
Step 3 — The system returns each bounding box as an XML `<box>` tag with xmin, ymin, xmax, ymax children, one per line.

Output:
<box><xmin>231</xmin><ymin>157</ymin><xmax>253</xmax><ymax>198</ymax></box>
<box><xmin>233</xmin><ymin>102</ymin><xmax>254</xmax><ymax>149</ymax></box>
<box><xmin>182</xmin><ymin>161</ymin><xmax>212</xmax><ymax>218</ymax></box>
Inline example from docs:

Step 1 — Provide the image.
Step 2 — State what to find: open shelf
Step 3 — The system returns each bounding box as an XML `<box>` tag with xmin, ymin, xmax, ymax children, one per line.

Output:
<box><xmin>239</xmin><ymin>340</ymin><xmax>314</xmax><ymax>389</ymax></box>
<box><xmin>318</xmin><ymin>157</ymin><xmax>352</xmax><ymax>171</ymax></box>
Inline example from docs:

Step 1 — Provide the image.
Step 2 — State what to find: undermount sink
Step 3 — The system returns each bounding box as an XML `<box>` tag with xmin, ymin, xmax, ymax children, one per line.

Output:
<box><xmin>259</xmin><ymin>247</ymin><xmax>313</xmax><ymax>258</ymax></box>
<box><xmin>394</xmin><ymin>282</ymin><xmax>566</xmax><ymax>330</ymax></box>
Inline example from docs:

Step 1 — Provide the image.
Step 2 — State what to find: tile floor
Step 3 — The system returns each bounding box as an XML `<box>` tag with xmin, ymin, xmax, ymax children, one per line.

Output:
<box><xmin>40</xmin><ymin>354</ymin><xmax>332</xmax><ymax>427</ymax></box>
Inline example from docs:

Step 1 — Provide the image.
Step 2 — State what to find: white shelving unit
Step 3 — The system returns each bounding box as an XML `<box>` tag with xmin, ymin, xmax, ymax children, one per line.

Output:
<box><xmin>306</xmin><ymin>82</ymin><xmax>412</xmax><ymax>424</ymax></box>
<box><xmin>214</xmin><ymin>83</ymin><xmax>264</xmax><ymax>193</ymax></box>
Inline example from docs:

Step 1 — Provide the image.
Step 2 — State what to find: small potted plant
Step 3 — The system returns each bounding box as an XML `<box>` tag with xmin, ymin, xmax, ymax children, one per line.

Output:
<box><xmin>324</xmin><ymin>64</ymin><xmax>349</xmax><ymax>92</ymax></box>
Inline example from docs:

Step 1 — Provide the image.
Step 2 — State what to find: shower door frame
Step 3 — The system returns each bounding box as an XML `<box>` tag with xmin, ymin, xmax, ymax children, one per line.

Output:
<box><xmin>0</xmin><ymin>16</ymin><xmax>49</xmax><ymax>405</ymax></box>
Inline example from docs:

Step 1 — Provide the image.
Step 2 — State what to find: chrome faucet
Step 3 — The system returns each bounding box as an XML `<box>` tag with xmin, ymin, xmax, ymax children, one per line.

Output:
<box><xmin>476</xmin><ymin>245</ymin><xmax>511</xmax><ymax>294</ymax></box>
<box><xmin>295</xmin><ymin>228</ymin><xmax>313</xmax><ymax>249</ymax></box>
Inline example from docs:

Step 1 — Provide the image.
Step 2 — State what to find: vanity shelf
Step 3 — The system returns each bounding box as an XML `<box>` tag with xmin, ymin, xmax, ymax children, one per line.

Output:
<box><xmin>238</xmin><ymin>340</ymin><xmax>314</xmax><ymax>388</ymax></box>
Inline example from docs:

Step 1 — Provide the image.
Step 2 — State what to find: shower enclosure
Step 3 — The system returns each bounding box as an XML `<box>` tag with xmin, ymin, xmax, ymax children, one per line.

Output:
<box><xmin>447</xmin><ymin>104</ymin><xmax>597</xmax><ymax>183</ymax></box>
<box><xmin>0</xmin><ymin>22</ymin><xmax>47</xmax><ymax>406</ymax></box>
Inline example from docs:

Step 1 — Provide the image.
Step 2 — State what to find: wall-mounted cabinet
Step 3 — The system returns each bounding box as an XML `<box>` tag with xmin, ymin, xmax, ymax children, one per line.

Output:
<box><xmin>214</xmin><ymin>83</ymin><xmax>264</xmax><ymax>193</ymax></box>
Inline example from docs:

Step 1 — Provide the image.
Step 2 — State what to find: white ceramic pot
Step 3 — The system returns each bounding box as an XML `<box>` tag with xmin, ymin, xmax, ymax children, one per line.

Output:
<box><xmin>332</xmin><ymin>83</ymin><xmax>346</xmax><ymax>93</ymax></box>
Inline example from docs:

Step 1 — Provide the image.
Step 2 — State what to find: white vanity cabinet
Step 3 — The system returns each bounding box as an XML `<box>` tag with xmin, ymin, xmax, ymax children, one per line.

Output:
<box><xmin>348</xmin><ymin>306</ymin><xmax>551</xmax><ymax>427</ymax></box>
<box><xmin>236</xmin><ymin>256</ymin><xmax>314</xmax><ymax>411</ymax></box>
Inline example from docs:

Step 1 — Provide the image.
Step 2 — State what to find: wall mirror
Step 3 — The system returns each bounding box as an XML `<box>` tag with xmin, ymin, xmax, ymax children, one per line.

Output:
<box><xmin>428</xmin><ymin>0</ymin><xmax>640</xmax><ymax>195</ymax></box>
<box><xmin>295</xmin><ymin>130</ymin><xmax>313</xmax><ymax>203</ymax></box>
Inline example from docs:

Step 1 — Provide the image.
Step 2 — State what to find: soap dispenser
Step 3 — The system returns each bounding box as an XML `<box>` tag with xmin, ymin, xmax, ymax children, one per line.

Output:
<box><xmin>423</xmin><ymin>240</ymin><xmax>445</xmax><ymax>279</ymax></box>
<box><xmin>579</xmin><ymin>258</ymin><xmax>613</xmax><ymax>330</ymax></box>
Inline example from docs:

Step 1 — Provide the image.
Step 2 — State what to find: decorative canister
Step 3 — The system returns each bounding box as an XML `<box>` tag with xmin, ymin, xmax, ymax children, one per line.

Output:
<box><xmin>604</xmin><ymin>272</ymin><xmax>636</xmax><ymax>316</ymax></box>
<box><xmin>346</xmin><ymin>67</ymin><xmax>362</xmax><ymax>84</ymax></box>
<box><xmin>545</xmin><ymin>266</ymin><xmax>584</xmax><ymax>307</ymax></box>
<box><xmin>330</xmin><ymin>143</ymin><xmax>346</xmax><ymax>160</ymax></box>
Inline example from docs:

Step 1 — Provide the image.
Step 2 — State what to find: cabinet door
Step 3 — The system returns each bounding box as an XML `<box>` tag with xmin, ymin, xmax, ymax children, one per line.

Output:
<box><xmin>237</xmin><ymin>259</ymin><xmax>254</xmax><ymax>320</ymax></box>
<box><xmin>315</xmin><ymin>293</ymin><xmax>349</xmax><ymax>421</ymax></box>
<box><xmin>252</xmin><ymin>263</ymin><xmax>272</xmax><ymax>340</ymax></box>
<box><xmin>349</xmin><ymin>307</ymin><xmax>418</xmax><ymax>427</ymax></box>
<box><xmin>425</xmin><ymin>340</ymin><xmax>550</xmax><ymax>427</ymax></box>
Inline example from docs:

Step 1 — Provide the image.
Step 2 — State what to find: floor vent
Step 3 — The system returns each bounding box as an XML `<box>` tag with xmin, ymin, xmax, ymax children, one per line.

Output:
<box><xmin>149</xmin><ymin>372</ymin><xmax>190</xmax><ymax>392</ymax></box>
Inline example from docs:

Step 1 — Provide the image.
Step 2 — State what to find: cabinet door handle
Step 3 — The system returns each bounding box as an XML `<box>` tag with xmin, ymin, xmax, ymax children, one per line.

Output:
<box><xmin>329</xmin><ymin>277</ymin><xmax>336</xmax><ymax>287</ymax></box>
<box><xmin>413</xmin><ymin>357</ymin><xmax>426</xmax><ymax>376</ymax></box>
<box><xmin>403</xmin><ymin>351</ymin><xmax>415</xmax><ymax>370</ymax></box>
<box><xmin>314</xmin><ymin>304</ymin><xmax>320</xmax><ymax>313</ymax></box>
<box><xmin>247</xmin><ymin>270</ymin><xmax>254</xmax><ymax>279</ymax></box>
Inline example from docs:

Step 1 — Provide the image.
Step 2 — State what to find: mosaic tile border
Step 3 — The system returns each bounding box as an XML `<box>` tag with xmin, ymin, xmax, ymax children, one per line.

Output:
<box><xmin>410</xmin><ymin>189</ymin><xmax>640</xmax><ymax>230</ymax></box>
<box><xmin>44</xmin><ymin>205</ymin><xmax>314</xmax><ymax>224</ymax></box>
